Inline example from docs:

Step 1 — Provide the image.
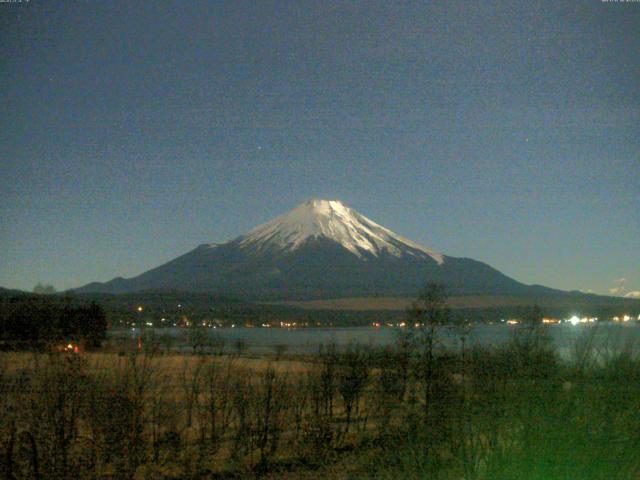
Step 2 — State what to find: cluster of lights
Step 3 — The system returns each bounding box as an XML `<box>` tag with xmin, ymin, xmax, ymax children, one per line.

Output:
<box><xmin>567</xmin><ymin>316</ymin><xmax>597</xmax><ymax>325</ymax></box>
<box><xmin>62</xmin><ymin>343</ymin><xmax>80</xmax><ymax>353</ymax></box>
<box><xmin>127</xmin><ymin>304</ymin><xmax>639</xmax><ymax>330</ymax></box>
<box><xmin>371</xmin><ymin>321</ymin><xmax>456</xmax><ymax>328</ymax></box>
<box><xmin>195</xmin><ymin>320</ymin><xmax>223</xmax><ymax>328</ymax></box>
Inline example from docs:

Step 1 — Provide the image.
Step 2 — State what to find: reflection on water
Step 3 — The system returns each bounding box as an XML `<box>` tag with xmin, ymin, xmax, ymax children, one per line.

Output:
<box><xmin>110</xmin><ymin>323</ymin><xmax>640</xmax><ymax>358</ymax></box>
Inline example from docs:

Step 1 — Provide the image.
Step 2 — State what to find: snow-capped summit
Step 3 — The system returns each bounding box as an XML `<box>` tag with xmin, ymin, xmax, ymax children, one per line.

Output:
<box><xmin>240</xmin><ymin>199</ymin><xmax>444</xmax><ymax>264</ymax></box>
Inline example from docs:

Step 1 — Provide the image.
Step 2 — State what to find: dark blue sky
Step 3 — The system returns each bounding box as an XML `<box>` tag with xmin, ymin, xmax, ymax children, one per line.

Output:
<box><xmin>1</xmin><ymin>1</ymin><xmax>638</xmax><ymax>296</ymax></box>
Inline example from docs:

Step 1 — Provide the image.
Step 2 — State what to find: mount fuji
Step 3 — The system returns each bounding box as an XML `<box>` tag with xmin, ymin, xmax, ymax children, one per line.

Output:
<box><xmin>76</xmin><ymin>199</ymin><xmax>563</xmax><ymax>300</ymax></box>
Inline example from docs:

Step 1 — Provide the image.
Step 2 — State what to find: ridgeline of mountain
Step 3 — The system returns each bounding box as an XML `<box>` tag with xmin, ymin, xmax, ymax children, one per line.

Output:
<box><xmin>75</xmin><ymin>199</ymin><xmax>568</xmax><ymax>300</ymax></box>
<box><xmin>0</xmin><ymin>286</ymin><xmax>28</xmax><ymax>296</ymax></box>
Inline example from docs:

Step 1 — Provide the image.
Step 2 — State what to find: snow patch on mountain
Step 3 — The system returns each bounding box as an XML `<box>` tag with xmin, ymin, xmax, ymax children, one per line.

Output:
<box><xmin>239</xmin><ymin>199</ymin><xmax>444</xmax><ymax>264</ymax></box>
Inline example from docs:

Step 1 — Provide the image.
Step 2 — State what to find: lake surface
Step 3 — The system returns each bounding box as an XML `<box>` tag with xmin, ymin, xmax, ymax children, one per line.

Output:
<box><xmin>110</xmin><ymin>323</ymin><xmax>640</xmax><ymax>359</ymax></box>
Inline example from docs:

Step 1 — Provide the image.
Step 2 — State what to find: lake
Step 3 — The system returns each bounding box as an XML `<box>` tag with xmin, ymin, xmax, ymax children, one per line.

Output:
<box><xmin>110</xmin><ymin>323</ymin><xmax>640</xmax><ymax>359</ymax></box>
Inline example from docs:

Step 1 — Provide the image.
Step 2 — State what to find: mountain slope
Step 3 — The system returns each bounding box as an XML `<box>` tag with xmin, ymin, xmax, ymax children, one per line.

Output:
<box><xmin>75</xmin><ymin>199</ymin><xmax>566</xmax><ymax>300</ymax></box>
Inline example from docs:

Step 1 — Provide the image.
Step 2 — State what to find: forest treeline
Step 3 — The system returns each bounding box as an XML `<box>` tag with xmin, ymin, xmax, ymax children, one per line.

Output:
<box><xmin>0</xmin><ymin>294</ymin><xmax>107</xmax><ymax>350</ymax></box>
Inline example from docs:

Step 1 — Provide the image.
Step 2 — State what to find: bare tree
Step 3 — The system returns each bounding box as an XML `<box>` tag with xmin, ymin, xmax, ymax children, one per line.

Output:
<box><xmin>179</xmin><ymin>356</ymin><xmax>206</xmax><ymax>429</ymax></box>
<box><xmin>405</xmin><ymin>283</ymin><xmax>451</xmax><ymax>428</ymax></box>
<box><xmin>197</xmin><ymin>359</ymin><xmax>235</xmax><ymax>453</ymax></box>
<box><xmin>336</xmin><ymin>344</ymin><xmax>369</xmax><ymax>443</ymax></box>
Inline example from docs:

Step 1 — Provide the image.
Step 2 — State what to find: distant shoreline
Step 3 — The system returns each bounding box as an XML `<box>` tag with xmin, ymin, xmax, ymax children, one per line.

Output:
<box><xmin>266</xmin><ymin>294</ymin><xmax>640</xmax><ymax>311</ymax></box>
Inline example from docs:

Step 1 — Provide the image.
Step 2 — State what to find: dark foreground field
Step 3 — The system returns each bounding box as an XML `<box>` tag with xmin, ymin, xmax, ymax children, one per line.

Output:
<box><xmin>1</xmin><ymin>325</ymin><xmax>640</xmax><ymax>479</ymax></box>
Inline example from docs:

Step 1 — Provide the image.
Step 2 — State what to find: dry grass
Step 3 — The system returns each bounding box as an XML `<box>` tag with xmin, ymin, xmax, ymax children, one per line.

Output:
<box><xmin>1</xmin><ymin>351</ymin><xmax>314</xmax><ymax>375</ymax></box>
